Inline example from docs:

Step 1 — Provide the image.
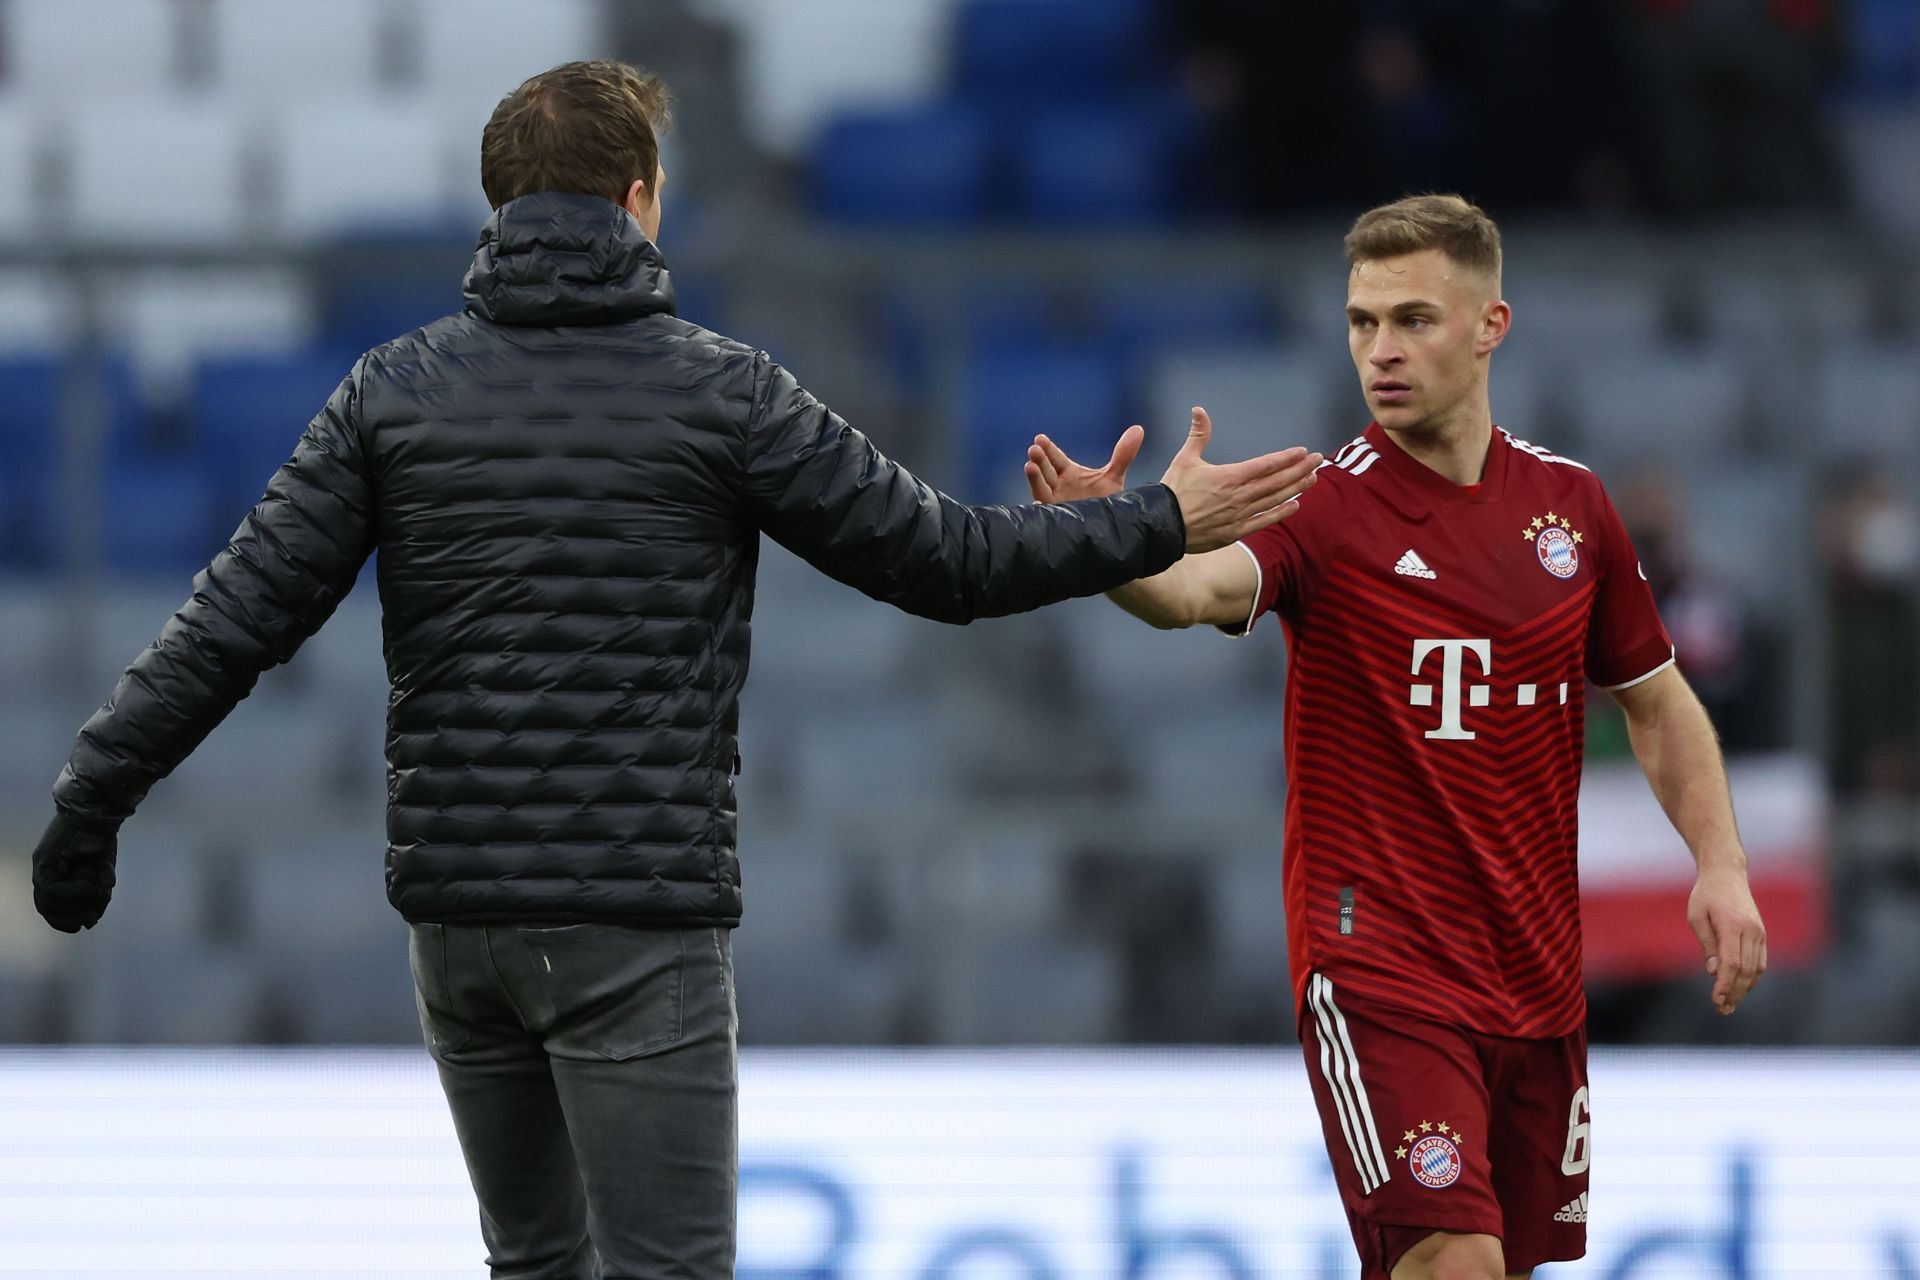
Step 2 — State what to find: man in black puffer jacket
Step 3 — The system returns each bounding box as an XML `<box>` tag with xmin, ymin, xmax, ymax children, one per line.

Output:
<box><xmin>32</xmin><ymin>61</ymin><xmax>1320</xmax><ymax>1278</ymax></box>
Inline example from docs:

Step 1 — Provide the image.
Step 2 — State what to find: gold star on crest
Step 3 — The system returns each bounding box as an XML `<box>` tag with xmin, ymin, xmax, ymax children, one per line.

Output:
<box><xmin>1395</xmin><ymin>1146</ymin><xmax>1409</xmax><ymax>1160</ymax></box>
<box><xmin>1437</xmin><ymin>1122</ymin><xmax>1451</xmax><ymax>1135</ymax></box>
<box><xmin>1452</xmin><ymin>1131</ymin><xmax>1466</xmax><ymax>1146</ymax></box>
<box><xmin>1545</xmin><ymin>511</ymin><xmax>1559</xmax><ymax>524</ymax></box>
<box><xmin>1530</xmin><ymin>517</ymin><xmax>1545</xmax><ymax>531</ymax></box>
<box><xmin>1402</xmin><ymin>1130</ymin><xmax>1416</xmax><ymax>1143</ymax></box>
<box><xmin>1571</xmin><ymin>529</ymin><xmax>1584</xmax><ymax>543</ymax></box>
<box><xmin>1419</xmin><ymin>1120</ymin><xmax>1433</xmax><ymax>1133</ymax></box>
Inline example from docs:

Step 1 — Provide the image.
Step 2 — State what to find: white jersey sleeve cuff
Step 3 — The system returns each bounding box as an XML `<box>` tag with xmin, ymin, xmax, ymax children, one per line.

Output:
<box><xmin>1603</xmin><ymin>649</ymin><xmax>1677</xmax><ymax>692</ymax></box>
<box><xmin>1214</xmin><ymin>540</ymin><xmax>1263</xmax><ymax>639</ymax></box>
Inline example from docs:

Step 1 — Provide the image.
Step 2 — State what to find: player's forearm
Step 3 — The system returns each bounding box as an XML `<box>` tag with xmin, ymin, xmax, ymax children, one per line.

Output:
<box><xmin>1623</xmin><ymin>683</ymin><xmax>1746</xmax><ymax>873</ymax></box>
<box><xmin>1105</xmin><ymin>562</ymin><xmax>1204</xmax><ymax>629</ymax></box>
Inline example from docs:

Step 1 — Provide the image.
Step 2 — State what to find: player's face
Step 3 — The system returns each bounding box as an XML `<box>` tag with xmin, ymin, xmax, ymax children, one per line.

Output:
<box><xmin>1346</xmin><ymin>249</ymin><xmax>1503</xmax><ymax>436</ymax></box>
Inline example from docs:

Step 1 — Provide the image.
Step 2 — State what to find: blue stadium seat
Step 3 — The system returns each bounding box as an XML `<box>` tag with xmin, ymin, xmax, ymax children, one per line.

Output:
<box><xmin>811</xmin><ymin>103</ymin><xmax>995</xmax><ymax>228</ymax></box>
<box><xmin>1018</xmin><ymin>103</ymin><xmax>1181</xmax><ymax>227</ymax></box>
<box><xmin>322</xmin><ymin>282</ymin><xmax>459</xmax><ymax>357</ymax></box>
<box><xmin>1851</xmin><ymin>0</ymin><xmax>1920</xmax><ymax>99</ymax></box>
<box><xmin>1095</xmin><ymin>282</ymin><xmax>1279</xmax><ymax>360</ymax></box>
<box><xmin>954</xmin><ymin>0</ymin><xmax>1157</xmax><ymax>105</ymax></box>
<box><xmin>100</xmin><ymin>455</ymin><xmax>225</xmax><ymax>578</ymax></box>
<box><xmin>962</xmin><ymin>344</ymin><xmax>1126</xmax><ymax>502</ymax></box>
<box><xmin>0</xmin><ymin>356</ymin><xmax>62</xmax><ymax>572</ymax></box>
<box><xmin>192</xmin><ymin>352</ymin><xmax>351</xmax><ymax>512</ymax></box>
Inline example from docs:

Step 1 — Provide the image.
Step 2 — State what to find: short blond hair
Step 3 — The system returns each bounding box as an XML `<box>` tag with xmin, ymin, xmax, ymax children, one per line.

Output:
<box><xmin>1344</xmin><ymin>194</ymin><xmax>1502</xmax><ymax>285</ymax></box>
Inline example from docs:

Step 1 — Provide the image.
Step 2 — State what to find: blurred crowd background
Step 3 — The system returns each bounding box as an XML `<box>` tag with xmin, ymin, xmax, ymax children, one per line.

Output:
<box><xmin>0</xmin><ymin>0</ymin><xmax>1916</xmax><ymax>1051</ymax></box>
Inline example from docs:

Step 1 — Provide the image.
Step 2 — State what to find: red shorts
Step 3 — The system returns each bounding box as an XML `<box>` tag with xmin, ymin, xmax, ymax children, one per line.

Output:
<box><xmin>1299</xmin><ymin>971</ymin><xmax>1590</xmax><ymax>1278</ymax></box>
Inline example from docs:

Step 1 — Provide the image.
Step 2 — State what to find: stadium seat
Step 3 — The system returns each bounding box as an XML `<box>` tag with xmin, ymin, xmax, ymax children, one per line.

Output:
<box><xmin>99</xmin><ymin>455</ymin><xmax>225</xmax><ymax>578</ymax></box>
<box><xmin>811</xmin><ymin>103</ymin><xmax>995</xmax><ymax>228</ymax></box>
<box><xmin>1145</xmin><ymin>351</ymin><xmax>1343</xmax><ymax>472</ymax></box>
<box><xmin>271</xmin><ymin>98</ymin><xmax>447</xmax><ymax>240</ymax></box>
<box><xmin>1</xmin><ymin>0</ymin><xmax>180</xmax><ymax>97</ymax></box>
<box><xmin>64</xmin><ymin>103</ymin><xmax>251</xmax><ymax>246</ymax></box>
<box><xmin>1057</xmin><ymin>593</ymin><xmax>1271</xmax><ymax>722</ymax></box>
<box><xmin>0</xmin><ymin>356</ymin><xmax>62</xmax><ymax>573</ymax></box>
<box><xmin>208</xmin><ymin>0</ymin><xmax>389</xmax><ymax>100</ymax></box>
<box><xmin>1095</xmin><ymin>281</ymin><xmax>1279</xmax><ymax>361</ymax></box>
<box><xmin>953</xmin><ymin>0</ymin><xmax>1157</xmax><ymax>105</ymax></box>
<box><xmin>191</xmin><ymin>350</ymin><xmax>350</xmax><ymax>510</ymax></box>
<box><xmin>0</xmin><ymin>103</ymin><xmax>38</xmax><ymax>247</ymax></box>
<box><xmin>1018</xmin><ymin>103</ymin><xmax>1179</xmax><ymax>227</ymax></box>
<box><xmin>1849</xmin><ymin>0</ymin><xmax>1920</xmax><ymax>99</ymax></box>
<box><xmin>961</xmin><ymin>343</ymin><xmax>1127</xmax><ymax>502</ymax></box>
<box><xmin>0</xmin><ymin>269</ymin><xmax>79</xmax><ymax>352</ymax></box>
<box><xmin>1813</xmin><ymin>349</ymin><xmax>1920</xmax><ymax>460</ymax></box>
<box><xmin>1501</xmin><ymin>277</ymin><xmax>1670</xmax><ymax>366</ymax></box>
<box><xmin>414</xmin><ymin>0</ymin><xmax>607</xmax><ymax>102</ymax></box>
<box><xmin>1568</xmin><ymin>348</ymin><xmax>1748</xmax><ymax>465</ymax></box>
<box><xmin>321</xmin><ymin>281</ymin><xmax>459</xmax><ymax>357</ymax></box>
<box><xmin>100</xmin><ymin>271</ymin><xmax>315</xmax><ymax>414</ymax></box>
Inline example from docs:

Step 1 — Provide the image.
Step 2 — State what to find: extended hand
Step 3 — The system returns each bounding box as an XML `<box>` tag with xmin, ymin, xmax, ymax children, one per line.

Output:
<box><xmin>32</xmin><ymin>812</ymin><xmax>120</xmax><ymax>933</ymax></box>
<box><xmin>1028</xmin><ymin>409</ymin><xmax>1321</xmax><ymax>554</ymax></box>
<box><xmin>1026</xmin><ymin>424</ymin><xmax>1143</xmax><ymax>503</ymax></box>
<box><xmin>1686</xmin><ymin>862</ymin><xmax>1767</xmax><ymax>1015</ymax></box>
<box><xmin>1158</xmin><ymin>407</ymin><xmax>1320</xmax><ymax>553</ymax></box>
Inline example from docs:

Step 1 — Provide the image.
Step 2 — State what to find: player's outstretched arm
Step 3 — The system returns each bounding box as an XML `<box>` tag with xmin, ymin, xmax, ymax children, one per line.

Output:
<box><xmin>1610</xmin><ymin>665</ymin><xmax>1768</xmax><ymax>1016</ymax></box>
<box><xmin>1025</xmin><ymin>408</ymin><xmax>1318</xmax><ymax>628</ymax></box>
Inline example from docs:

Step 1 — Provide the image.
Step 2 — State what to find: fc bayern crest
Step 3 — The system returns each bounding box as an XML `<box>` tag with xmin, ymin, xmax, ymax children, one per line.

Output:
<box><xmin>1409</xmin><ymin>1134</ymin><xmax>1462</xmax><ymax>1188</ymax></box>
<box><xmin>1522</xmin><ymin>511</ymin><xmax>1583</xmax><ymax>579</ymax></box>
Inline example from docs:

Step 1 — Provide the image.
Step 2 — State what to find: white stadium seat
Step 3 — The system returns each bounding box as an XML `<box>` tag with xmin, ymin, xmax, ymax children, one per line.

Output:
<box><xmin>101</xmin><ymin>268</ymin><xmax>314</xmax><ymax>395</ymax></box>
<box><xmin>0</xmin><ymin>100</ymin><xmax>39</xmax><ymax>246</ymax></box>
<box><xmin>1147</xmin><ymin>350</ymin><xmax>1345</xmax><ymax>467</ymax></box>
<box><xmin>271</xmin><ymin>98</ymin><xmax>446</xmax><ymax>240</ymax></box>
<box><xmin>1</xmin><ymin>0</ymin><xmax>179</xmax><ymax>97</ymax></box>
<box><xmin>208</xmin><ymin>0</ymin><xmax>388</xmax><ymax>100</ymax></box>
<box><xmin>64</xmin><ymin>101</ymin><xmax>251</xmax><ymax>246</ymax></box>
<box><xmin>415</xmin><ymin>0</ymin><xmax>608</xmax><ymax>101</ymax></box>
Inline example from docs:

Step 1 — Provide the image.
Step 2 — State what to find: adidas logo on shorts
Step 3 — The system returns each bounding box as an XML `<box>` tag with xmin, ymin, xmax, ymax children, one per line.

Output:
<box><xmin>1553</xmin><ymin>1191</ymin><xmax>1589</xmax><ymax>1223</ymax></box>
<box><xmin>1393</xmin><ymin>549</ymin><xmax>1437</xmax><ymax>580</ymax></box>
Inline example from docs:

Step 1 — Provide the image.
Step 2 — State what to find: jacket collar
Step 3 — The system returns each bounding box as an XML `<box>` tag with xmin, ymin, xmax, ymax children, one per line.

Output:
<box><xmin>462</xmin><ymin>191</ymin><xmax>677</xmax><ymax>327</ymax></box>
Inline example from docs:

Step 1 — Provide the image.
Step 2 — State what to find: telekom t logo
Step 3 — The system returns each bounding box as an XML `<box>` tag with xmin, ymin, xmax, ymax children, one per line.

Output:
<box><xmin>1409</xmin><ymin>638</ymin><xmax>1492</xmax><ymax>741</ymax></box>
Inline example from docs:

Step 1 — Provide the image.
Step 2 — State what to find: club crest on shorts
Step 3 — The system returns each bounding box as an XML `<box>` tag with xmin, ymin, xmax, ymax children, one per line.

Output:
<box><xmin>1398</xmin><ymin>1119</ymin><xmax>1465</xmax><ymax>1189</ymax></box>
<box><xmin>1521</xmin><ymin>511</ymin><xmax>1583</xmax><ymax>579</ymax></box>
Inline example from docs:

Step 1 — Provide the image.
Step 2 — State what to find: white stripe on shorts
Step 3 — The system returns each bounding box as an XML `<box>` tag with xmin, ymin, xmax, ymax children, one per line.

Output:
<box><xmin>1310</xmin><ymin>973</ymin><xmax>1391</xmax><ymax>1193</ymax></box>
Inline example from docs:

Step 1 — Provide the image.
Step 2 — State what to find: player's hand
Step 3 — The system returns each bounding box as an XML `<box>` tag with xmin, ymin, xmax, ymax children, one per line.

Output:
<box><xmin>1025</xmin><ymin>425</ymin><xmax>1142</xmax><ymax>503</ymax></box>
<box><xmin>32</xmin><ymin>811</ymin><xmax>120</xmax><ymax>933</ymax></box>
<box><xmin>1158</xmin><ymin>407</ymin><xmax>1321</xmax><ymax>554</ymax></box>
<box><xmin>1686</xmin><ymin>861</ymin><xmax>1767</xmax><ymax>1015</ymax></box>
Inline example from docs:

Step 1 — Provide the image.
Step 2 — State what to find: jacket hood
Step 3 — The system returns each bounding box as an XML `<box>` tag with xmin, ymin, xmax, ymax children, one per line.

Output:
<box><xmin>462</xmin><ymin>191</ymin><xmax>677</xmax><ymax>327</ymax></box>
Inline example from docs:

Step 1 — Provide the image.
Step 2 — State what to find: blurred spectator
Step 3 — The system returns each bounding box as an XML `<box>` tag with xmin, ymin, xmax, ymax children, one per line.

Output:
<box><xmin>1613</xmin><ymin>0</ymin><xmax>1848</xmax><ymax>217</ymax></box>
<box><xmin>1820</xmin><ymin>464</ymin><xmax>1920</xmax><ymax>799</ymax></box>
<box><xmin>1171</xmin><ymin>0</ymin><xmax>1847</xmax><ymax>221</ymax></box>
<box><xmin>1614</xmin><ymin>470</ymin><xmax>1776</xmax><ymax>752</ymax></box>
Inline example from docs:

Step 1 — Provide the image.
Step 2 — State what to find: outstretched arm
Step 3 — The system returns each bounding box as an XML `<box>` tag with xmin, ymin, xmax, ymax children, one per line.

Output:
<box><xmin>1025</xmin><ymin>407</ymin><xmax>1317</xmax><ymax>628</ymax></box>
<box><xmin>1610</xmin><ymin>664</ymin><xmax>1768</xmax><ymax>1015</ymax></box>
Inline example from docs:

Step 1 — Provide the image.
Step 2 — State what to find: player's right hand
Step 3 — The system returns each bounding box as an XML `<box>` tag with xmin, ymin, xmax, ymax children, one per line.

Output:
<box><xmin>1158</xmin><ymin>407</ymin><xmax>1321</xmax><ymax>554</ymax></box>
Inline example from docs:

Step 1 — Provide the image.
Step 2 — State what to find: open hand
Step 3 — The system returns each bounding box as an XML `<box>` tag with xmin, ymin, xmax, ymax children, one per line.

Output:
<box><xmin>1026</xmin><ymin>424</ymin><xmax>1142</xmax><ymax>503</ymax></box>
<box><xmin>1687</xmin><ymin>862</ymin><xmax>1767</xmax><ymax>1015</ymax></box>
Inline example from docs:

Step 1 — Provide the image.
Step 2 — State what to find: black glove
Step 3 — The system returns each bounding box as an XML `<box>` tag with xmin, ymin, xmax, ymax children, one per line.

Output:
<box><xmin>32</xmin><ymin>811</ymin><xmax>121</xmax><ymax>933</ymax></box>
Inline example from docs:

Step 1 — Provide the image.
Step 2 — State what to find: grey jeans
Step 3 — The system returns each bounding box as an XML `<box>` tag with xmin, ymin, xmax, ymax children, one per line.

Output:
<box><xmin>409</xmin><ymin>922</ymin><xmax>739</xmax><ymax>1279</ymax></box>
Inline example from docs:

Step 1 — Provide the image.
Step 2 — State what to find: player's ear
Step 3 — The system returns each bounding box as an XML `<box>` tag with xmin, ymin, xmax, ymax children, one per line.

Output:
<box><xmin>1478</xmin><ymin>299</ymin><xmax>1511</xmax><ymax>356</ymax></box>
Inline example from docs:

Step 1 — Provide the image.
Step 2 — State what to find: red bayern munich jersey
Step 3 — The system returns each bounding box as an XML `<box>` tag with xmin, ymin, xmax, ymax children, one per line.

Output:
<box><xmin>1232</xmin><ymin>421</ymin><xmax>1674</xmax><ymax>1040</ymax></box>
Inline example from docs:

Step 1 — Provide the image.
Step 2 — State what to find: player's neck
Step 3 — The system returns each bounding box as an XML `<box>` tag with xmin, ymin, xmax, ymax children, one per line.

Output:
<box><xmin>1379</xmin><ymin>406</ymin><xmax>1493</xmax><ymax>488</ymax></box>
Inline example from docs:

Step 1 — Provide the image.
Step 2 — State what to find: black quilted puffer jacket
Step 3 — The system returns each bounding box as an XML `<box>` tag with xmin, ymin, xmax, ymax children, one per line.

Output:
<box><xmin>53</xmin><ymin>191</ymin><xmax>1187</xmax><ymax>926</ymax></box>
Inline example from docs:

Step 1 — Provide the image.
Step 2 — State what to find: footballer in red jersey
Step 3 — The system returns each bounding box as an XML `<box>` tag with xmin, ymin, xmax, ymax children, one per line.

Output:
<box><xmin>1024</xmin><ymin>194</ymin><xmax>1768</xmax><ymax>1280</ymax></box>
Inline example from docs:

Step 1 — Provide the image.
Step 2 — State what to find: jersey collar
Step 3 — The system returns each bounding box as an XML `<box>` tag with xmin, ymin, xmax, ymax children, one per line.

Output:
<box><xmin>1363</xmin><ymin>420</ymin><xmax>1510</xmax><ymax>505</ymax></box>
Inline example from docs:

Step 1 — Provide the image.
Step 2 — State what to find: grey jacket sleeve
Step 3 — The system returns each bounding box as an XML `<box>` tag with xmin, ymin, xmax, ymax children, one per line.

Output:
<box><xmin>740</xmin><ymin>357</ymin><xmax>1185</xmax><ymax>624</ymax></box>
<box><xmin>53</xmin><ymin>363</ymin><xmax>378</xmax><ymax>826</ymax></box>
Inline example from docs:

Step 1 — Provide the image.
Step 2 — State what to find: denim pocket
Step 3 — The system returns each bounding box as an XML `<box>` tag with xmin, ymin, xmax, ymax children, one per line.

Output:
<box><xmin>522</xmin><ymin>924</ymin><xmax>687</xmax><ymax>1061</ymax></box>
<box><xmin>407</xmin><ymin>923</ymin><xmax>471</xmax><ymax>1056</ymax></box>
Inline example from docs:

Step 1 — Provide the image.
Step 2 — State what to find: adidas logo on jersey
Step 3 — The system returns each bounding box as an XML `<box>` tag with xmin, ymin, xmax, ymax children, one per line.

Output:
<box><xmin>1393</xmin><ymin>549</ymin><xmax>1437</xmax><ymax>580</ymax></box>
<box><xmin>1553</xmin><ymin>1192</ymin><xmax>1589</xmax><ymax>1223</ymax></box>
